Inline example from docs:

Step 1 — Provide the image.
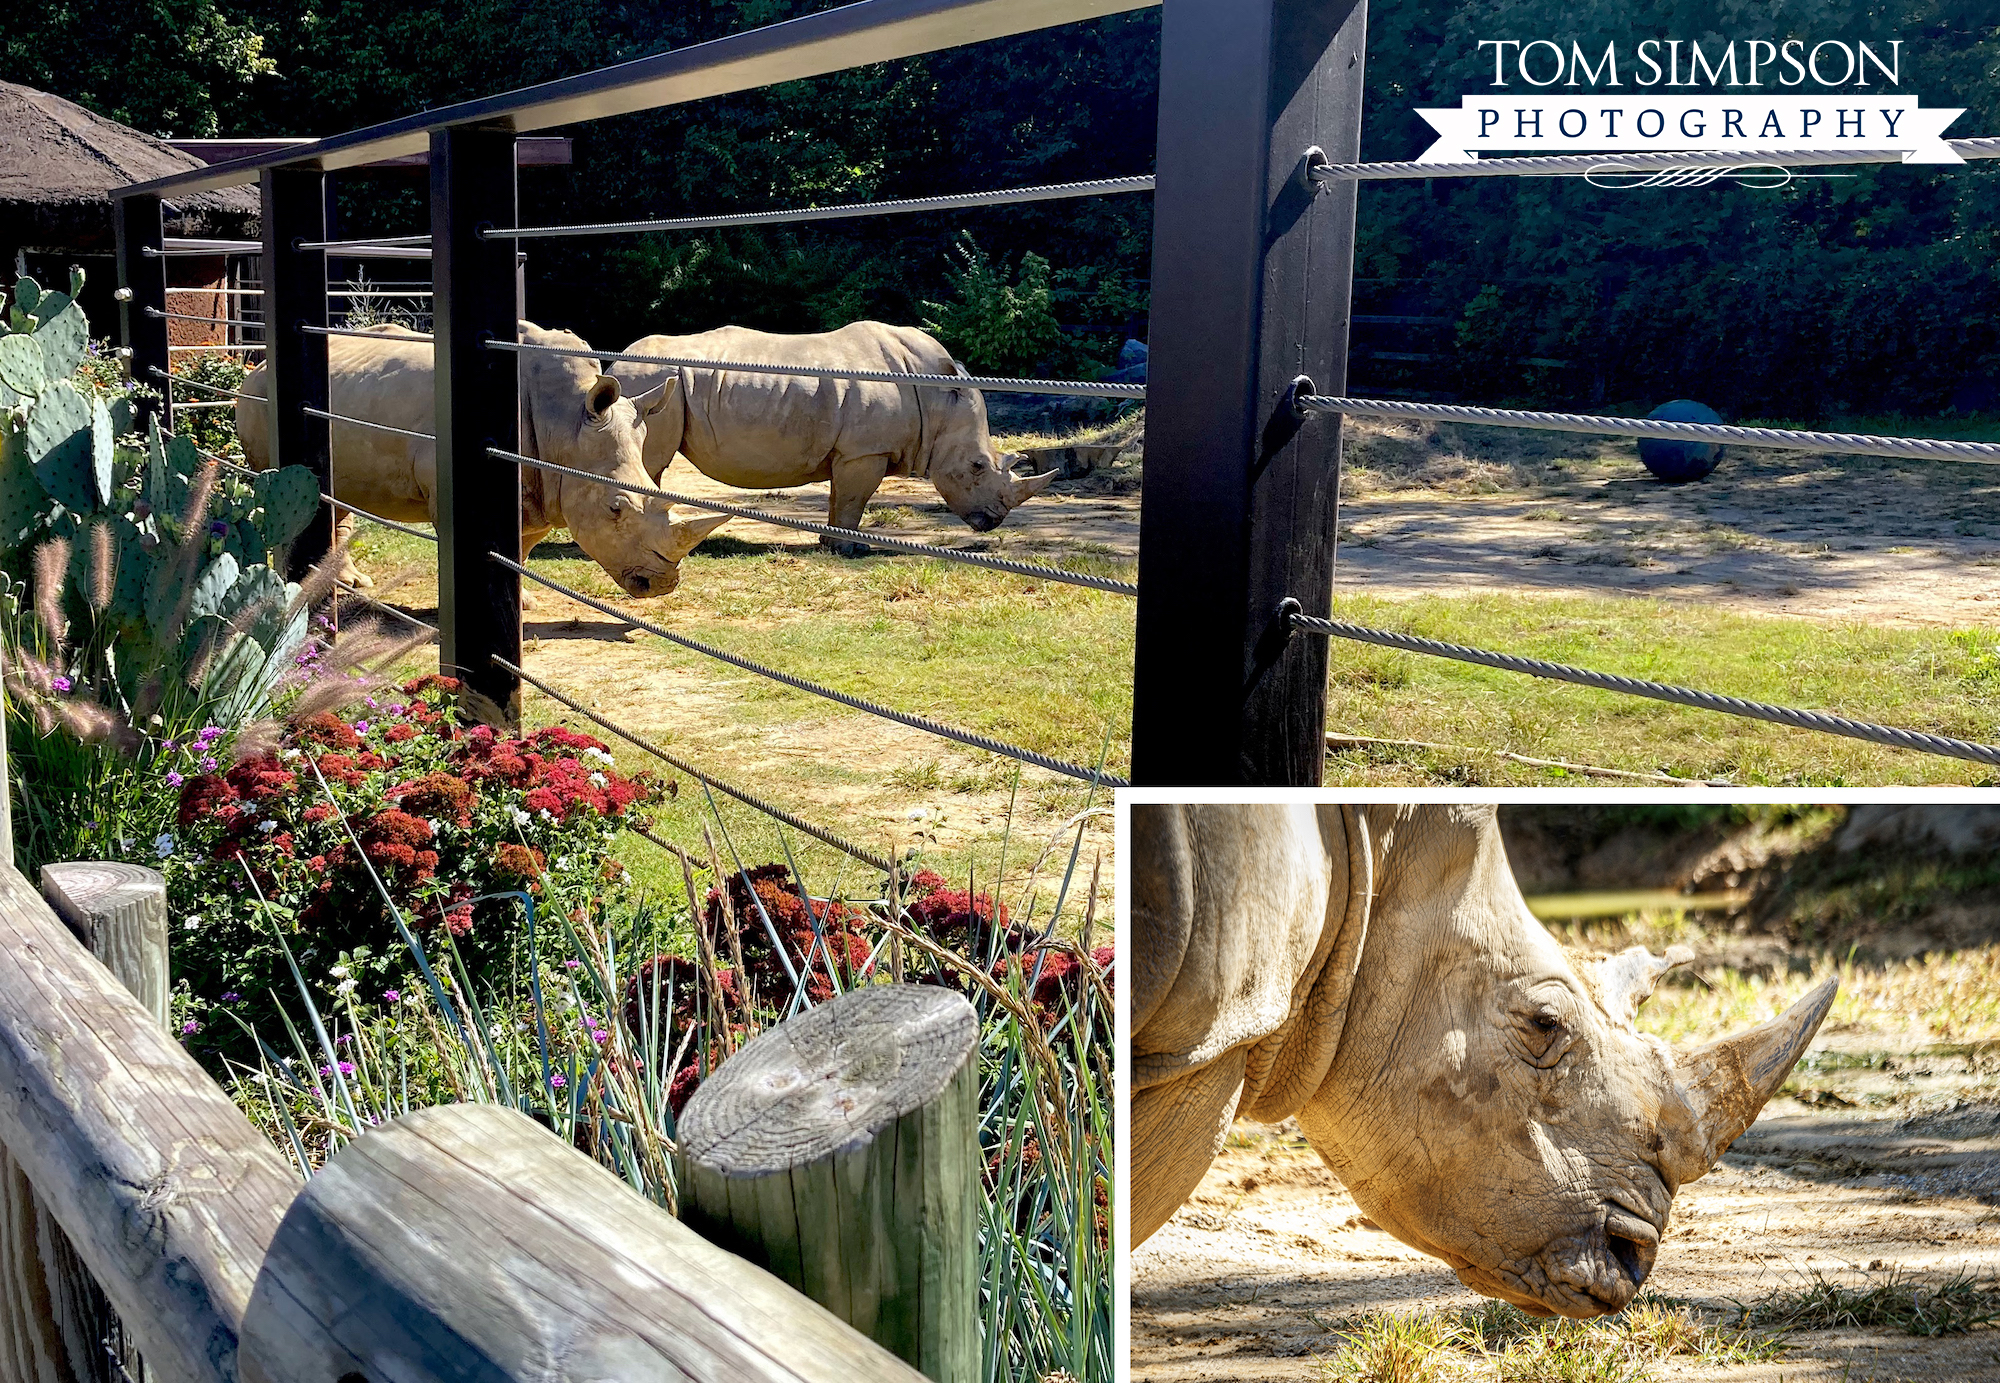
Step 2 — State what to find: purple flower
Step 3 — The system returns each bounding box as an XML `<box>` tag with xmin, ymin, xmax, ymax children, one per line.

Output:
<box><xmin>592</xmin><ymin>1030</ymin><xmax>610</xmax><ymax>1045</ymax></box>
<box><xmin>365</xmin><ymin>697</ymin><xmax>379</xmax><ymax>709</ymax></box>
<box><xmin>318</xmin><ymin>1064</ymin><xmax>332</xmax><ymax>1078</ymax></box>
<box><xmin>165</xmin><ymin>771</ymin><xmax>184</xmax><ymax>788</ymax></box>
<box><xmin>336</xmin><ymin>1033</ymin><xmax>353</xmax><ymax>1046</ymax></box>
<box><xmin>161</xmin><ymin>738</ymin><xmax>178</xmax><ymax>751</ymax></box>
<box><xmin>220</xmin><ymin>992</ymin><xmax>241</xmax><ymax>1003</ymax></box>
<box><xmin>51</xmin><ymin>675</ymin><xmax>72</xmax><ymax>692</ymax></box>
<box><xmin>354</xmin><ymin>721</ymin><xmax>371</xmax><ymax>735</ymax></box>
<box><xmin>198</xmin><ymin>756</ymin><xmax>218</xmax><ymax>774</ymax></box>
<box><xmin>197</xmin><ymin>726</ymin><xmax>223</xmax><ymax>744</ymax></box>
<box><xmin>181</xmin><ymin>1020</ymin><xmax>201</xmax><ymax>1035</ymax></box>
<box><xmin>208</xmin><ymin>519</ymin><xmax>229</xmax><ymax>537</ymax></box>
<box><xmin>549</xmin><ymin>1073</ymin><xmax>567</xmax><ymax>1090</ymax></box>
<box><xmin>563</xmin><ymin>959</ymin><xmax>581</xmax><ymax>971</ymax></box>
<box><xmin>383</xmin><ymin>990</ymin><xmax>401</xmax><ymax>1003</ymax></box>
<box><xmin>338</xmin><ymin>1060</ymin><xmax>355</xmax><ymax>1076</ymax></box>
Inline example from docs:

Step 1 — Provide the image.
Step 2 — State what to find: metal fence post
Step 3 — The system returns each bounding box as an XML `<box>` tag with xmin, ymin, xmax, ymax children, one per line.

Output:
<box><xmin>1130</xmin><ymin>0</ymin><xmax>1367</xmax><ymax>785</ymax></box>
<box><xmin>113</xmin><ymin>194</ymin><xmax>168</xmax><ymax>434</ymax></box>
<box><xmin>431</xmin><ymin>126</ymin><xmax>522</xmax><ymax>726</ymax></box>
<box><xmin>260</xmin><ymin>168</ymin><xmax>335</xmax><ymax>580</ymax></box>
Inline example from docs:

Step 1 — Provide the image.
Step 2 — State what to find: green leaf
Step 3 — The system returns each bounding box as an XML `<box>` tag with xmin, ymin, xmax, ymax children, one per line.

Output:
<box><xmin>34</xmin><ymin>302</ymin><xmax>87</xmax><ymax>380</ymax></box>
<box><xmin>0</xmin><ymin>333</ymin><xmax>45</xmax><ymax>395</ymax></box>
<box><xmin>23</xmin><ymin>380</ymin><xmax>95</xmax><ymax>511</ymax></box>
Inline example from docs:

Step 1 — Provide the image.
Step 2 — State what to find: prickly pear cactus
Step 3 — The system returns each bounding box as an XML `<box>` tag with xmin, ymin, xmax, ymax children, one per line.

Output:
<box><xmin>253</xmin><ymin>464</ymin><xmax>322</xmax><ymax>550</ymax></box>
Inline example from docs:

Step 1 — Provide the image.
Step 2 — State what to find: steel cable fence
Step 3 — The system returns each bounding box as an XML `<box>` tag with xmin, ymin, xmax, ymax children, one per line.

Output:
<box><xmin>1289</xmin><ymin>606</ymin><xmax>2000</xmax><ymax>767</ymax></box>
<box><xmin>489</xmin><ymin>449</ymin><xmax>1137</xmax><ymax>596</ymax></box>
<box><xmin>490</xmin><ymin>552</ymin><xmax>1127</xmax><ymax>786</ymax></box>
<box><xmin>493</xmin><ymin>656</ymin><xmax>896</xmax><ymax>872</ymax></box>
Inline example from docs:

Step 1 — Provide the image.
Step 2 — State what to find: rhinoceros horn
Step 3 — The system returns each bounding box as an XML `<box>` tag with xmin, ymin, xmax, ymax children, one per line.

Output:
<box><xmin>1665</xmin><ymin>977</ymin><xmax>1837</xmax><ymax>1184</ymax></box>
<box><xmin>1008</xmin><ymin>468</ymin><xmax>1058</xmax><ymax>504</ymax></box>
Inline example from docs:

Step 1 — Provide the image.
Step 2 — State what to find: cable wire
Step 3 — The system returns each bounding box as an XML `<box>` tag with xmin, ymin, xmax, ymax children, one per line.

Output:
<box><xmin>490</xmin><ymin>552</ymin><xmax>1127</xmax><ymax>786</ymax></box>
<box><xmin>325</xmin><ymin>498</ymin><xmax>438</xmax><ymax>543</ymax></box>
<box><xmin>148</xmin><ymin>366</ymin><xmax>262</xmax><ymax>405</ymax></box>
<box><xmin>497</xmin><ymin>656</ymin><xmax>896</xmax><ymax>872</ymax></box>
<box><xmin>338</xmin><ymin>584</ymin><xmax>439</xmax><ymax>638</ymax></box>
<box><xmin>303</xmin><ymin>406</ymin><xmax>437</xmax><ymax>442</ymax></box>
<box><xmin>297</xmin><ymin>234</ymin><xmax>433</xmax><ymax>250</ymax></box>
<box><xmin>1290</xmin><ymin>608</ymin><xmax>2000</xmax><ymax>767</ymax></box>
<box><xmin>1309</xmin><ymin>137</ymin><xmax>2000</xmax><ymax>183</ymax></box>
<box><xmin>490</xmin><ymin>449</ymin><xmax>1137</xmax><ymax>597</ymax></box>
<box><xmin>487</xmin><ymin>173</ymin><xmax>1156</xmax><ymax>239</ymax></box>
<box><xmin>1298</xmin><ymin>394</ymin><xmax>2000</xmax><ymax>465</ymax></box>
<box><xmin>142</xmin><ymin>307</ymin><xmax>266</xmax><ymax>332</ymax></box>
<box><xmin>484</xmin><ymin>338</ymin><xmax>1145</xmax><ymax>400</ymax></box>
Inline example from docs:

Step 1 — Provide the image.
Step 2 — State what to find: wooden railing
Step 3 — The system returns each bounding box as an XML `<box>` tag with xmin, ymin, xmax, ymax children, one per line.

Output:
<box><xmin>0</xmin><ymin>858</ymin><xmax>970</xmax><ymax>1383</ymax></box>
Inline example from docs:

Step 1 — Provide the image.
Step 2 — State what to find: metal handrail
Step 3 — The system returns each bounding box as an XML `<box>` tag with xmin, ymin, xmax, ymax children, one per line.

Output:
<box><xmin>109</xmin><ymin>0</ymin><xmax>1158</xmax><ymax>198</ymax></box>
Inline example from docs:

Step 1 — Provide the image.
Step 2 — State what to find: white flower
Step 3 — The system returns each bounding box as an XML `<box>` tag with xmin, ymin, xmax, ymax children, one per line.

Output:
<box><xmin>281</xmin><ymin>748</ymin><xmax>302</xmax><ymax>761</ymax></box>
<box><xmin>117</xmin><ymin>837</ymin><xmax>134</xmax><ymax>852</ymax></box>
<box><xmin>335</xmin><ymin>978</ymin><xmax>358</xmax><ymax>996</ymax></box>
<box><xmin>154</xmin><ymin>832</ymin><xmax>175</xmax><ymax>859</ymax></box>
<box><xmin>589</xmin><ymin>772</ymin><xmax>608</xmax><ymax>788</ymax></box>
<box><xmin>907</xmin><ymin>807</ymin><xmax>929</xmax><ymax>822</ymax></box>
<box><xmin>428</xmin><ymin>818</ymin><xmax>442</xmax><ymax>834</ymax></box>
<box><xmin>330</xmin><ymin>963</ymin><xmax>350</xmax><ymax>979</ymax></box>
<box><xmin>538</xmin><ymin>809</ymin><xmax>553</xmax><ymax>822</ymax></box>
<box><xmin>183</xmin><ymin>916</ymin><xmax>200</xmax><ymax>931</ymax></box>
<box><xmin>511</xmin><ymin>808</ymin><xmax>531</xmax><ymax>826</ymax></box>
<box><xmin>583</xmin><ymin>746</ymin><xmax>614</xmax><ymax>766</ymax></box>
<box><xmin>489</xmin><ymin>1022</ymin><xmax>505</xmax><ymax>1038</ymax></box>
<box><xmin>257</xmin><ymin>819</ymin><xmax>279</xmax><ymax>833</ymax></box>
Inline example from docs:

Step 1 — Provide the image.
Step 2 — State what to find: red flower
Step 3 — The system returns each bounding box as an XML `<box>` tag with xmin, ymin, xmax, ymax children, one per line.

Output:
<box><xmin>295</xmin><ymin>713</ymin><xmax>360</xmax><ymax>751</ymax></box>
<box><xmin>176</xmin><ymin>774</ymin><xmax>237</xmax><ymax>826</ymax></box>
<box><xmin>391</xmin><ymin>771</ymin><xmax>474</xmax><ymax>827</ymax></box>
<box><xmin>358</xmin><ymin>809</ymin><xmax>433</xmax><ymax>873</ymax></box>
<box><xmin>303</xmin><ymin>804</ymin><xmax>335</xmax><ymax>824</ymax></box>
<box><xmin>384</xmin><ymin>723</ymin><xmax>419</xmax><ymax>743</ymax></box>
<box><xmin>403</xmin><ymin>673</ymin><xmax>462</xmax><ymax>697</ymax></box>
<box><xmin>493</xmin><ymin>842</ymin><xmax>546</xmax><ymax>881</ymax></box>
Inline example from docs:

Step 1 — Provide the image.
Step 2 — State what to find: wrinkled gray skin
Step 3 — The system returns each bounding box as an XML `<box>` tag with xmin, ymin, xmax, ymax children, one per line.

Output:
<box><xmin>1132</xmin><ymin>804</ymin><xmax>1836</xmax><ymax>1319</ymax></box>
<box><xmin>608</xmin><ymin>322</ymin><xmax>1054</xmax><ymax>554</ymax></box>
<box><xmin>237</xmin><ymin>323</ymin><xmax>729</xmax><ymax>597</ymax></box>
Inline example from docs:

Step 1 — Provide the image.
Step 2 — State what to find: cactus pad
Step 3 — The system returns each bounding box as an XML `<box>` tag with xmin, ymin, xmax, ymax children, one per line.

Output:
<box><xmin>24</xmin><ymin>380</ymin><xmax>95</xmax><ymax>511</ymax></box>
<box><xmin>90</xmin><ymin>396</ymin><xmax>114</xmax><ymax>505</ymax></box>
<box><xmin>111</xmin><ymin>518</ymin><xmax>151</xmax><ymax>620</ymax></box>
<box><xmin>0</xmin><ymin>334</ymin><xmax>46</xmax><ymax>396</ymax></box>
<box><xmin>254</xmin><ymin>465</ymin><xmax>322</xmax><ymax>551</ymax></box>
<box><xmin>0</xmin><ymin>429</ymin><xmax>49</xmax><ymax>551</ymax></box>
<box><xmin>35</xmin><ymin>302</ymin><xmax>87</xmax><ymax>381</ymax></box>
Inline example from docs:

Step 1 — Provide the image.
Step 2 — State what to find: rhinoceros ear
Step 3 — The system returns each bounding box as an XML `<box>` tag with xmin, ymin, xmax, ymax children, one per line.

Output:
<box><xmin>626</xmin><ymin>375</ymin><xmax>678</xmax><ymax>419</ymax></box>
<box><xmin>584</xmin><ymin>374</ymin><xmax>622</xmax><ymax>422</ymax></box>
<box><xmin>1593</xmin><ymin>944</ymin><xmax>1694</xmax><ymax>1025</ymax></box>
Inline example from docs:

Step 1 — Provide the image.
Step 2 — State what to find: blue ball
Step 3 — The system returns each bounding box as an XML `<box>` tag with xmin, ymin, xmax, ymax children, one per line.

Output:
<box><xmin>1637</xmin><ymin>399</ymin><xmax>1724</xmax><ymax>482</ymax></box>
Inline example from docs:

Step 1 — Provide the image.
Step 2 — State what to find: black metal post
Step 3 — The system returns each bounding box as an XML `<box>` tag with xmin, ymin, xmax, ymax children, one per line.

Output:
<box><xmin>113</xmin><ymin>195</ymin><xmax>168</xmax><ymax>434</ymax></box>
<box><xmin>1130</xmin><ymin>0</ymin><xmax>1367</xmax><ymax>786</ymax></box>
<box><xmin>431</xmin><ymin>126</ymin><xmax>522</xmax><ymax>725</ymax></box>
<box><xmin>261</xmin><ymin>167</ymin><xmax>335</xmax><ymax>579</ymax></box>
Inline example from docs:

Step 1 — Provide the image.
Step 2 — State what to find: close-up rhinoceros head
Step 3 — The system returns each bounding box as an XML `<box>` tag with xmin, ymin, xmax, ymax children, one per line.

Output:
<box><xmin>1293</xmin><ymin>807</ymin><xmax>1835</xmax><ymax>1318</ymax></box>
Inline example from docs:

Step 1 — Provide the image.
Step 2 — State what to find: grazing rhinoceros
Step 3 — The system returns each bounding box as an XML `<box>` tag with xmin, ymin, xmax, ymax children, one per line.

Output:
<box><xmin>1132</xmin><ymin>803</ymin><xmax>1835</xmax><ymax>1318</ymax></box>
<box><xmin>607</xmin><ymin>322</ymin><xmax>1056</xmax><ymax>555</ymax></box>
<box><xmin>236</xmin><ymin>323</ymin><xmax>730</xmax><ymax>597</ymax></box>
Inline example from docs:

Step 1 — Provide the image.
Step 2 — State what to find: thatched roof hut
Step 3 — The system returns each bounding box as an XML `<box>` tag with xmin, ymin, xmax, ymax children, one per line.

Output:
<box><xmin>0</xmin><ymin>81</ymin><xmax>260</xmax><ymax>256</ymax></box>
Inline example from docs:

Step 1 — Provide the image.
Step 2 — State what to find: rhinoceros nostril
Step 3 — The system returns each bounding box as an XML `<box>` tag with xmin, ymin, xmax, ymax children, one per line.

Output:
<box><xmin>1602</xmin><ymin>1208</ymin><xmax>1659</xmax><ymax>1289</ymax></box>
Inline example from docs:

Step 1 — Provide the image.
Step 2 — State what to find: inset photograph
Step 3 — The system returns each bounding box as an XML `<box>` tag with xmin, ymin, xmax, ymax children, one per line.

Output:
<box><xmin>1130</xmin><ymin>802</ymin><xmax>2000</xmax><ymax>1381</ymax></box>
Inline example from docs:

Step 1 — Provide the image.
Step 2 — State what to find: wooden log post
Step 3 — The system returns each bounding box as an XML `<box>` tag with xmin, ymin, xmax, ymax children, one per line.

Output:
<box><xmin>677</xmin><ymin>985</ymin><xmax>980</xmax><ymax>1383</ymax></box>
<box><xmin>40</xmin><ymin>863</ymin><xmax>170</xmax><ymax>1028</ymax></box>
<box><xmin>0</xmin><ymin>863</ymin><xmax>298</xmax><ymax>1383</ymax></box>
<box><xmin>237</xmin><ymin>1103</ymin><xmax>930</xmax><ymax>1383</ymax></box>
<box><xmin>0</xmin><ymin>864</ymin><xmax>173</xmax><ymax>1383</ymax></box>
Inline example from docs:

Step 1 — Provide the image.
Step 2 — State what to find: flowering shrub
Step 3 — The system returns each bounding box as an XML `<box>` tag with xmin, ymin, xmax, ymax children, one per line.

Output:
<box><xmin>160</xmin><ymin>674</ymin><xmax>663</xmax><ymax>1053</ymax></box>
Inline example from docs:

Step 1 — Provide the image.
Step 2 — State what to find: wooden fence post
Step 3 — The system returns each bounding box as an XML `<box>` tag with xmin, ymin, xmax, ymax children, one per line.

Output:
<box><xmin>41</xmin><ymin>863</ymin><xmax>170</xmax><ymax>1028</ymax></box>
<box><xmin>431</xmin><ymin>125</ymin><xmax>523</xmax><ymax>726</ymax></box>
<box><xmin>112</xmin><ymin>194</ymin><xmax>167</xmax><ymax>435</ymax></box>
<box><xmin>677</xmin><ymin>985</ymin><xmax>980</xmax><ymax>1383</ymax></box>
<box><xmin>237</xmin><ymin>1104</ymin><xmax>931</xmax><ymax>1382</ymax></box>
<box><xmin>261</xmin><ymin>167</ymin><xmax>335</xmax><ymax>581</ymax></box>
<box><xmin>1129</xmin><ymin>0</ymin><xmax>1368</xmax><ymax>785</ymax></box>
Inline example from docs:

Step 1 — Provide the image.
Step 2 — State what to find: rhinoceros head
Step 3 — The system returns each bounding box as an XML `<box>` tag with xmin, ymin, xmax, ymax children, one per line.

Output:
<box><xmin>1294</xmin><ymin>806</ymin><xmax>1833</xmax><ymax>1319</ymax></box>
<box><xmin>927</xmin><ymin>376</ymin><xmax>1056</xmax><ymax>532</ymax></box>
<box><xmin>521</xmin><ymin>327</ymin><xmax>727</xmax><ymax>597</ymax></box>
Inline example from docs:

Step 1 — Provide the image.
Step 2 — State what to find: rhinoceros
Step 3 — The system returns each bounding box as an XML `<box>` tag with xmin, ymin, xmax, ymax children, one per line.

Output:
<box><xmin>607</xmin><ymin>322</ymin><xmax>1056</xmax><ymax>554</ymax></box>
<box><xmin>1133</xmin><ymin>803</ymin><xmax>1835</xmax><ymax>1318</ymax></box>
<box><xmin>236</xmin><ymin>322</ymin><xmax>730</xmax><ymax>597</ymax></box>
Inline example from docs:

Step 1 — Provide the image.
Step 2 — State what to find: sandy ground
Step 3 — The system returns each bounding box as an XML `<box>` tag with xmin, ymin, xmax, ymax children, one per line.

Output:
<box><xmin>1133</xmin><ymin>1036</ymin><xmax>2000</xmax><ymax>1382</ymax></box>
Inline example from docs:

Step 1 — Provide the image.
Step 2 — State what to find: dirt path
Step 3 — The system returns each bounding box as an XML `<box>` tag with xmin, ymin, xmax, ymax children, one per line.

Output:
<box><xmin>1133</xmin><ymin>1042</ymin><xmax>2000</xmax><ymax>1382</ymax></box>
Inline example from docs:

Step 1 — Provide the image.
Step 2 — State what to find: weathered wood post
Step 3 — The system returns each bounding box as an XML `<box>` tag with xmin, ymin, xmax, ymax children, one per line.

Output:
<box><xmin>1129</xmin><ymin>0</ymin><xmax>1368</xmax><ymax>785</ymax></box>
<box><xmin>237</xmin><ymin>1104</ymin><xmax>931</xmax><ymax>1382</ymax></box>
<box><xmin>431</xmin><ymin>125</ymin><xmax>523</xmax><ymax>726</ymax></box>
<box><xmin>677</xmin><ymin>984</ymin><xmax>980</xmax><ymax>1383</ymax></box>
<box><xmin>261</xmin><ymin>167</ymin><xmax>336</xmax><ymax>580</ymax></box>
<box><xmin>0</xmin><ymin>864</ymin><xmax>173</xmax><ymax>1383</ymax></box>
<box><xmin>112</xmin><ymin>193</ymin><xmax>168</xmax><ymax>434</ymax></box>
<box><xmin>0</xmin><ymin>862</ymin><xmax>296</xmax><ymax>1383</ymax></box>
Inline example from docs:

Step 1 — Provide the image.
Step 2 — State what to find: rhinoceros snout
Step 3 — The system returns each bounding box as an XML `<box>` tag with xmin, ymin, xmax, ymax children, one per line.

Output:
<box><xmin>1603</xmin><ymin>1213</ymin><xmax>1658</xmax><ymax>1290</ymax></box>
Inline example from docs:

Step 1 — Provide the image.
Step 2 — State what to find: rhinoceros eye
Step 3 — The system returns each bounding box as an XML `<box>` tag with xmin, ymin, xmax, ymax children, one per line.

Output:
<box><xmin>1517</xmin><ymin>1002</ymin><xmax>1571</xmax><ymax>1067</ymax></box>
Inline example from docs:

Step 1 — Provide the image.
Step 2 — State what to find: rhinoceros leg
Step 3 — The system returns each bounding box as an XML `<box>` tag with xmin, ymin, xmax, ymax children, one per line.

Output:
<box><xmin>823</xmin><ymin>454</ymin><xmax>891</xmax><ymax>557</ymax></box>
<box><xmin>1130</xmin><ymin>1050</ymin><xmax>1248</xmax><ymax>1248</ymax></box>
<box><xmin>331</xmin><ymin>509</ymin><xmax>371</xmax><ymax>588</ymax></box>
